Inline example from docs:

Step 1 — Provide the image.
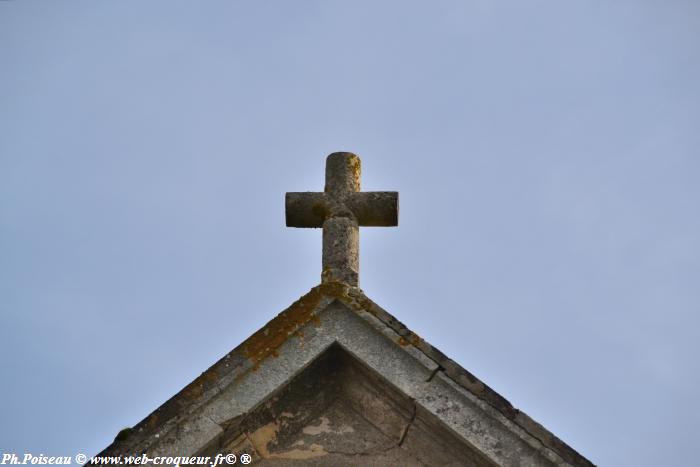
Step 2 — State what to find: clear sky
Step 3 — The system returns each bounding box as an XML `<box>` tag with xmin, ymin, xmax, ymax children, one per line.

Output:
<box><xmin>1</xmin><ymin>1</ymin><xmax>698</xmax><ymax>465</ymax></box>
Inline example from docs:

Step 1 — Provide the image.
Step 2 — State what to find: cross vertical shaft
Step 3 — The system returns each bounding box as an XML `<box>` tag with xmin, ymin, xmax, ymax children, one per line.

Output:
<box><xmin>322</xmin><ymin>153</ymin><xmax>361</xmax><ymax>285</ymax></box>
<box><xmin>285</xmin><ymin>152</ymin><xmax>398</xmax><ymax>287</ymax></box>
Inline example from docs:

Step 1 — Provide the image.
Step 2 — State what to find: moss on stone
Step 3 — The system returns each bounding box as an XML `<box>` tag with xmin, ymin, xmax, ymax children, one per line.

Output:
<box><xmin>115</xmin><ymin>427</ymin><xmax>133</xmax><ymax>442</ymax></box>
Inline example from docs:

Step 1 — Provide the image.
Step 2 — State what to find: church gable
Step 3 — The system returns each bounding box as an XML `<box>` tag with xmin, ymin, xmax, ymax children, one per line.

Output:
<box><xmin>97</xmin><ymin>283</ymin><xmax>592</xmax><ymax>466</ymax></box>
<box><xmin>94</xmin><ymin>153</ymin><xmax>592</xmax><ymax>466</ymax></box>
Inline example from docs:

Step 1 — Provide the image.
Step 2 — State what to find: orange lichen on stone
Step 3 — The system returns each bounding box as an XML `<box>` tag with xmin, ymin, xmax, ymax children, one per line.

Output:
<box><xmin>318</xmin><ymin>280</ymin><xmax>350</xmax><ymax>299</ymax></box>
<box><xmin>397</xmin><ymin>332</ymin><xmax>422</xmax><ymax>347</ymax></box>
<box><xmin>243</xmin><ymin>283</ymin><xmax>345</xmax><ymax>367</ymax></box>
<box><xmin>406</xmin><ymin>332</ymin><xmax>423</xmax><ymax>346</ymax></box>
<box><xmin>241</xmin><ymin>281</ymin><xmax>387</xmax><ymax>368</ymax></box>
<box><xmin>347</xmin><ymin>154</ymin><xmax>361</xmax><ymax>185</ymax></box>
<box><xmin>345</xmin><ymin>289</ymin><xmax>377</xmax><ymax>316</ymax></box>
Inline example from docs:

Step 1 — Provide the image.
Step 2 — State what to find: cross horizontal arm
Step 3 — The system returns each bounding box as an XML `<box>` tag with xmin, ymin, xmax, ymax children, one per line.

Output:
<box><xmin>285</xmin><ymin>192</ymin><xmax>326</xmax><ymax>227</ymax></box>
<box><xmin>347</xmin><ymin>191</ymin><xmax>399</xmax><ymax>226</ymax></box>
<box><xmin>285</xmin><ymin>191</ymin><xmax>398</xmax><ymax>227</ymax></box>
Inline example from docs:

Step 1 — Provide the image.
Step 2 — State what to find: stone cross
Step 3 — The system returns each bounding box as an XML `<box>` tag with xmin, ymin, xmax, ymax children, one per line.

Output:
<box><xmin>286</xmin><ymin>152</ymin><xmax>398</xmax><ymax>287</ymax></box>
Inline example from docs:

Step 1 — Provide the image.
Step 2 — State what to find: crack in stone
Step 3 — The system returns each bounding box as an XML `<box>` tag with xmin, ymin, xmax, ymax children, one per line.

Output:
<box><xmin>426</xmin><ymin>366</ymin><xmax>443</xmax><ymax>382</ymax></box>
<box><xmin>243</xmin><ymin>431</ymin><xmax>263</xmax><ymax>459</ymax></box>
<box><xmin>205</xmin><ymin>415</ymin><xmax>221</xmax><ymax>429</ymax></box>
<box><xmin>398</xmin><ymin>400</ymin><xmax>417</xmax><ymax>447</ymax></box>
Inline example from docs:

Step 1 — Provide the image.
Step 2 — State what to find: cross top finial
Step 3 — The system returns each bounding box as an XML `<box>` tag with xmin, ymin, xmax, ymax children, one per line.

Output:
<box><xmin>286</xmin><ymin>152</ymin><xmax>399</xmax><ymax>286</ymax></box>
<box><xmin>325</xmin><ymin>152</ymin><xmax>361</xmax><ymax>193</ymax></box>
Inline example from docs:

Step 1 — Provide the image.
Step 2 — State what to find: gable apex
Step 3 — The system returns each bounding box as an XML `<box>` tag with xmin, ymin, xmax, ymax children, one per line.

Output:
<box><xmin>95</xmin><ymin>283</ymin><xmax>593</xmax><ymax>466</ymax></box>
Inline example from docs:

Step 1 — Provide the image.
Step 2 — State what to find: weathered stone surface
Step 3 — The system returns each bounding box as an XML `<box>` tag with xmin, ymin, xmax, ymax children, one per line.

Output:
<box><xmin>285</xmin><ymin>152</ymin><xmax>398</xmax><ymax>286</ymax></box>
<box><xmin>321</xmin><ymin>217</ymin><xmax>359</xmax><ymax>286</ymax></box>
<box><xmin>205</xmin><ymin>342</ymin><xmax>492</xmax><ymax>466</ymax></box>
<box><xmin>94</xmin><ymin>285</ymin><xmax>593</xmax><ymax>466</ymax></box>
<box><xmin>285</xmin><ymin>191</ymin><xmax>399</xmax><ymax>228</ymax></box>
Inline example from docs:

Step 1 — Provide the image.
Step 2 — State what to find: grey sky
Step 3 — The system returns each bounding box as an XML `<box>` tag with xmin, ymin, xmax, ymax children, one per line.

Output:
<box><xmin>1</xmin><ymin>1</ymin><xmax>698</xmax><ymax>465</ymax></box>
